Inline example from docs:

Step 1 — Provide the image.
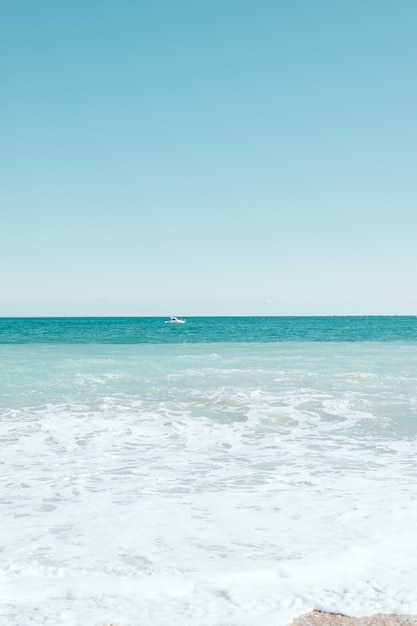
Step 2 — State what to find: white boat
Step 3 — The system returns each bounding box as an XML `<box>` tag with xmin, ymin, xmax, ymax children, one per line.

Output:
<box><xmin>165</xmin><ymin>316</ymin><xmax>186</xmax><ymax>324</ymax></box>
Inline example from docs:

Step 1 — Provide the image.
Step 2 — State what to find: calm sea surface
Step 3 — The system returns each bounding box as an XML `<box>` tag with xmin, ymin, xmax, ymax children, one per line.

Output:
<box><xmin>1</xmin><ymin>317</ymin><xmax>417</xmax><ymax>625</ymax></box>
<box><xmin>1</xmin><ymin>315</ymin><xmax>416</xmax><ymax>343</ymax></box>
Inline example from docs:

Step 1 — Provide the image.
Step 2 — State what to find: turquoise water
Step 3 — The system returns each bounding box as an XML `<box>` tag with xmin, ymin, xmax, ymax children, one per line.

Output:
<box><xmin>2</xmin><ymin>316</ymin><xmax>417</xmax><ymax>625</ymax></box>
<box><xmin>0</xmin><ymin>315</ymin><xmax>416</xmax><ymax>343</ymax></box>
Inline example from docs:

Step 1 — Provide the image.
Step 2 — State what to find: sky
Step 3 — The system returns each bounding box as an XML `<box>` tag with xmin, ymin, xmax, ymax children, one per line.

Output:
<box><xmin>1</xmin><ymin>0</ymin><xmax>416</xmax><ymax>316</ymax></box>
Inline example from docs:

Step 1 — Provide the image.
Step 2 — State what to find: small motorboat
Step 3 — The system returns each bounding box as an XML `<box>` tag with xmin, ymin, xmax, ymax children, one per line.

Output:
<box><xmin>165</xmin><ymin>316</ymin><xmax>186</xmax><ymax>324</ymax></box>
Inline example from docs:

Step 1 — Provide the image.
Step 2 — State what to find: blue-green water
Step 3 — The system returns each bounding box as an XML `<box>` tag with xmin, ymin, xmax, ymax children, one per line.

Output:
<box><xmin>0</xmin><ymin>316</ymin><xmax>416</xmax><ymax>343</ymax></box>
<box><xmin>2</xmin><ymin>316</ymin><xmax>417</xmax><ymax>624</ymax></box>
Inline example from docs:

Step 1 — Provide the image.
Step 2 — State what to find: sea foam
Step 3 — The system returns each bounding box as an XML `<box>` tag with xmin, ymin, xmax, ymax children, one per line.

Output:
<box><xmin>1</xmin><ymin>337</ymin><xmax>417</xmax><ymax>625</ymax></box>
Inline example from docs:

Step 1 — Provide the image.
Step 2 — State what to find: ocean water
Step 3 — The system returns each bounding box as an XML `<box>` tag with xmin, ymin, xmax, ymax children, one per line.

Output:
<box><xmin>1</xmin><ymin>316</ymin><xmax>417</xmax><ymax>626</ymax></box>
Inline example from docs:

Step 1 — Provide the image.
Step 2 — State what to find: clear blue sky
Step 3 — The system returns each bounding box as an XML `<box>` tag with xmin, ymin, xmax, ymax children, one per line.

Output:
<box><xmin>2</xmin><ymin>0</ymin><xmax>416</xmax><ymax>316</ymax></box>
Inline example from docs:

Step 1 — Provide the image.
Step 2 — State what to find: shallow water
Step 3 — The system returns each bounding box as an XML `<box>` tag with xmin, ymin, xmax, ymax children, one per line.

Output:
<box><xmin>1</xmin><ymin>318</ymin><xmax>417</xmax><ymax>625</ymax></box>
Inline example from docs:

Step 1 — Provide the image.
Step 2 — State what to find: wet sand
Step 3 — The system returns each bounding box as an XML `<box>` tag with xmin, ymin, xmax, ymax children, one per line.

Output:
<box><xmin>291</xmin><ymin>612</ymin><xmax>417</xmax><ymax>626</ymax></box>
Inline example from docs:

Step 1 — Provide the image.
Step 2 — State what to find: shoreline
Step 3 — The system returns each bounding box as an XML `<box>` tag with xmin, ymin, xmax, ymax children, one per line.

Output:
<box><xmin>291</xmin><ymin>613</ymin><xmax>417</xmax><ymax>626</ymax></box>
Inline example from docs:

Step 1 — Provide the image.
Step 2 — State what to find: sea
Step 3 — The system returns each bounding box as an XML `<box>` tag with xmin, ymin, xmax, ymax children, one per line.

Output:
<box><xmin>1</xmin><ymin>316</ymin><xmax>417</xmax><ymax>626</ymax></box>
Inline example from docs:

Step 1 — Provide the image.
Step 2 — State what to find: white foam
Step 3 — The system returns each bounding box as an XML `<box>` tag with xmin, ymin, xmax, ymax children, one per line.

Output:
<box><xmin>1</xmin><ymin>342</ymin><xmax>417</xmax><ymax>624</ymax></box>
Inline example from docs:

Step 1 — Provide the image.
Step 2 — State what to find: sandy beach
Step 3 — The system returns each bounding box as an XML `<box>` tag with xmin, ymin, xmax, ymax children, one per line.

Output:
<box><xmin>291</xmin><ymin>612</ymin><xmax>417</xmax><ymax>626</ymax></box>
